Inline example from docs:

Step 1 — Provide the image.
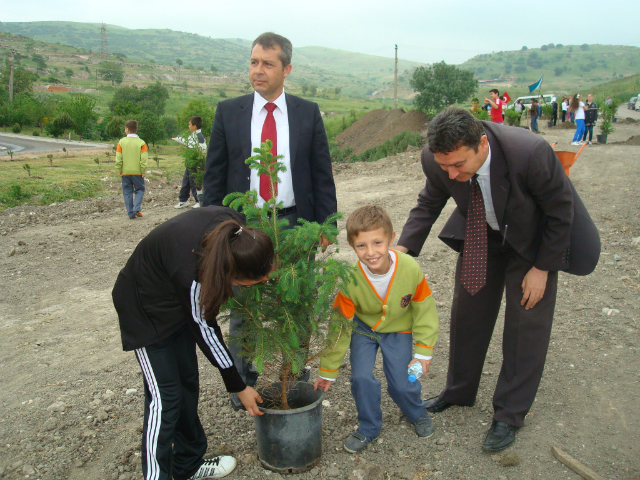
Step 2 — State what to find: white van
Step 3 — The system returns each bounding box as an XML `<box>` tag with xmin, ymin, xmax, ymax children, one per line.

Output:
<box><xmin>508</xmin><ymin>94</ymin><xmax>555</xmax><ymax>110</ymax></box>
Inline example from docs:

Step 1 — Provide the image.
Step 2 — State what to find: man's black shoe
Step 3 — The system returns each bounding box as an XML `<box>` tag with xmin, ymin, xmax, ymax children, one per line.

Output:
<box><xmin>424</xmin><ymin>396</ymin><xmax>453</xmax><ymax>413</ymax></box>
<box><xmin>229</xmin><ymin>393</ymin><xmax>245</xmax><ymax>411</ymax></box>
<box><xmin>481</xmin><ymin>421</ymin><xmax>519</xmax><ymax>452</ymax></box>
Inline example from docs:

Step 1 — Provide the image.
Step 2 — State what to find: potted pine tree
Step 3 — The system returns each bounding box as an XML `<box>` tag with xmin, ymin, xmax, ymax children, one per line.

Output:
<box><xmin>597</xmin><ymin>102</ymin><xmax>616</xmax><ymax>144</ymax></box>
<box><xmin>222</xmin><ymin>141</ymin><xmax>354</xmax><ymax>473</ymax></box>
<box><xmin>182</xmin><ymin>137</ymin><xmax>206</xmax><ymax>203</ymax></box>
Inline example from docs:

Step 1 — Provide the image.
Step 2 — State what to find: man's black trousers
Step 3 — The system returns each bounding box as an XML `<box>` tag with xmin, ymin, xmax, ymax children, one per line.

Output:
<box><xmin>439</xmin><ymin>227</ymin><xmax>558</xmax><ymax>427</ymax></box>
<box><xmin>135</xmin><ymin>325</ymin><xmax>206</xmax><ymax>480</ymax></box>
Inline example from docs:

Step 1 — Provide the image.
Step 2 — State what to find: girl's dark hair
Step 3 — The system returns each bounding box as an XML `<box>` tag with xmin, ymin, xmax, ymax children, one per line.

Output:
<box><xmin>569</xmin><ymin>94</ymin><xmax>581</xmax><ymax>112</ymax></box>
<box><xmin>199</xmin><ymin>219</ymin><xmax>274</xmax><ymax>320</ymax></box>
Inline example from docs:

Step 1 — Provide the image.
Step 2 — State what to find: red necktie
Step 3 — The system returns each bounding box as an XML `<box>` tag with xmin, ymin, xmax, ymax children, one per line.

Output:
<box><xmin>260</xmin><ymin>103</ymin><xmax>278</xmax><ymax>201</ymax></box>
<box><xmin>461</xmin><ymin>175</ymin><xmax>487</xmax><ymax>295</ymax></box>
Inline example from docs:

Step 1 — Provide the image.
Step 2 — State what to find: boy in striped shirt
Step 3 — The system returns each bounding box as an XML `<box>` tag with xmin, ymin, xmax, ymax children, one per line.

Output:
<box><xmin>314</xmin><ymin>205</ymin><xmax>439</xmax><ymax>453</ymax></box>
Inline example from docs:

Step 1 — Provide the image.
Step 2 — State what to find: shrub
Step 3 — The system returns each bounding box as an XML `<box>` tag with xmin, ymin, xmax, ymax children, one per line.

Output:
<box><xmin>12</xmin><ymin>123</ymin><xmax>22</xmax><ymax>133</ymax></box>
<box><xmin>505</xmin><ymin>109</ymin><xmax>521</xmax><ymax>126</ymax></box>
<box><xmin>32</xmin><ymin>130</ymin><xmax>40</xmax><ymax>136</ymax></box>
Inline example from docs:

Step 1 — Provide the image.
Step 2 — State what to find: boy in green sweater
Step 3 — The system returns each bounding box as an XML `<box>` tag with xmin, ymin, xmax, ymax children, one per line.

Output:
<box><xmin>314</xmin><ymin>205</ymin><xmax>439</xmax><ymax>453</ymax></box>
<box><xmin>115</xmin><ymin>120</ymin><xmax>148</xmax><ymax>219</ymax></box>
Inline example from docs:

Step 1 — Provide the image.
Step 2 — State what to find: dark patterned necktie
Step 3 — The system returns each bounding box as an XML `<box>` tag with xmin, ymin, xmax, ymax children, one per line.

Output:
<box><xmin>461</xmin><ymin>175</ymin><xmax>487</xmax><ymax>295</ymax></box>
<box><xmin>260</xmin><ymin>103</ymin><xmax>278</xmax><ymax>201</ymax></box>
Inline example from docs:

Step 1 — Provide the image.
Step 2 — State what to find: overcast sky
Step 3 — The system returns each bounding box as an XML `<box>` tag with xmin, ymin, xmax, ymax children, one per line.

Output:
<box><xmin>2</xmin><ymin>0</ymin><xmax>637</xmax><ymax>64</ymax></box>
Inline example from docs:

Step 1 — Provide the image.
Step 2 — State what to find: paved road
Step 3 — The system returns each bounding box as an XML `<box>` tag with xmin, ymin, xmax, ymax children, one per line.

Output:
<box><xmin>0</xmin><ymin>132</ymin><xmax>111</xmax><ymax>156</ymax></box>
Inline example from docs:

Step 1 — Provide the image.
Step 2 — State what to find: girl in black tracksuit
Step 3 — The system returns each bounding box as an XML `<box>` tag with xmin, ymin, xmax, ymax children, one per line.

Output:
<box><xmin>112</xmin><ymin>206</ymin><xmax>273</xmax><ymax>480</ymax></box>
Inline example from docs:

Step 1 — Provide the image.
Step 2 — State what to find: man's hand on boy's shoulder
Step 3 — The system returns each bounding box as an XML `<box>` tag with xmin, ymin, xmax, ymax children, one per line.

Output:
<box><xmin>314</xmin><ymin>377</ymin><xmax>334</xmax><ymax>392</ymax></box>
<box><xmin>409</xmin><ymin>357</ymin><xmax>431</xmax><ymax>374</ymax></box>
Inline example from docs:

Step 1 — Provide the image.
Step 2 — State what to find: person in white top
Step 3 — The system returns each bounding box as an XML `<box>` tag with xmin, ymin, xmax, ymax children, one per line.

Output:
<box><xmin>569</xmin><ymin>94</ymin><xmax>588</xmax><ymax>145</ymax></box>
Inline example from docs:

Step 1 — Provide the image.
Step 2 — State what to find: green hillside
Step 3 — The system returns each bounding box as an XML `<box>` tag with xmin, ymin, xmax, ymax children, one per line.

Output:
<box><xmin>461</xmin><ymin>43</ymin><xmax>640</xmax><ymax>92</ymax></box>
<box><xmin>0</xmin><ymin>21</ymin><xmax>425</xmax><ymax>97</ymax></box>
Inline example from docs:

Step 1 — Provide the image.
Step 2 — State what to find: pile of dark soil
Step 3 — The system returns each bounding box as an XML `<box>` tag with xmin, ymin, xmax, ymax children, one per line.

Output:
<box><xmin>624</xmin><ymin>135</ymin><xmax>640</xmax><ymax>145</ymax></box>
<box><xmin>335</xmin><ymin>109</ymin><xmax>428</xmax><ymax>155</ymax></box>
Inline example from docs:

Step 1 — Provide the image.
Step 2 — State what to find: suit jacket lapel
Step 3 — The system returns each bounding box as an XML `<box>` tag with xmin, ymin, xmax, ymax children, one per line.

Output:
<box><xmin>286</xmin><ymin>94</ymin><xmax>300</xmax><ymax>169</ymax></box>
<box><xmin>237</xmin><ymin>94</ymin><xmax>253</xmax><ymax>162</ymax></box>
<box><xmin>486</xmin><ymin>130</ymin><xmax>510</xmax><ymax>228</ymax></box>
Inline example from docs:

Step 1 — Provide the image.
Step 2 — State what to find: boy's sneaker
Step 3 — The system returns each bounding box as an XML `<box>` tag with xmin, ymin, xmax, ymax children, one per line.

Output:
<box><xmin>414</xmin><ymin>411</ymin><xmax>435</xmax><ymax>438</ymax></box>
<box><xmin>344</xmin><ymin>432</ymin><xmax>377</xmax><ymax>453</ymax></box>
<box><xmin>571</xmin><ymin>142</ymin><xmax>580</xmax><ymax>146</ymax></box>
<box><xmin>175</xmin><ymin>200</ymin><xmax>190</xmax><ymax>209</ymax></box>
<box><xmin>187</xmin><ymin>456</ymin><xmax>237</xmax><ymax>479</ymax></box>
<box><xmin>192</xmin><ymin>202</ymin><xmax>201</xmax><ymax>208</ymax></box>
<box><xmin>136</xmin><ymin>211</ymin><xmax>142</xmax><ymax>217</ymax></box>
<box><xmin>588</xmin><ymin>141</ymin><xmax>592</xmax><ymax>145</ymax></box>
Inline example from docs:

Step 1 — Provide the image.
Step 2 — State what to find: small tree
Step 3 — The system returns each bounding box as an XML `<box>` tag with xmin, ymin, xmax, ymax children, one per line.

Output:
<box><xmin>334</xmin><ymin>87</ymin><xmax>341</xmax><ymax>95</ymax></box>
<box><xmin>64</xmin><ymin>68</ymin><xmax>74</xmax><ymax>81</ymax></box>
<box><xmin>411</xmin><ymin>61</ymin><xmax>478</xmax><ymax>115</ymax></box>
<box><xmin>7</xmin><ymin>149</ymin><xmax>14</xmax><ymax>161</ymax></box>
<box><xmin>98</xmin><ymin>61</ymin><xmax>124</xmax><ymax>86</ymax></box>
<box><xmin>175</xmin><ymin>58</ymin><xmax>183</xmax><ymax>79</ymax></box>
<box><xmin>47</xmin><ymin>154</ymin><xmax>54</xmax><ymax>167</ymax></box>
<box><xmin>182</xmin><ymin>142</ymin><xmax>206</xmax><ymax>189</ymax></box>
<box><xmin>210</xmin><ymin>64</ymin><xmax>218</xmax><ymax>74</ymax></box>
<box><xmin>94</xmin><ymin>157</ymin><xmax>101</xmax><ymax>171</ymax></box>
<box><xmin>23</xmin><ymin>164</ymin><xmax>31</xmax><ymax>176</ymax></box>
<box><xmin>221</xmin><ymin>141</ymin><xmax>354</xmax><ymax>409</ymax></box>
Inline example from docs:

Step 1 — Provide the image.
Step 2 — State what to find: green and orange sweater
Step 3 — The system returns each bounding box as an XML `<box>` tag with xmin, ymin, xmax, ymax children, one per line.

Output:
<box><xmin>115</xmin><ymin>134</ymin><xmax>148</xmax><ymax>175</ymax></box>
<box><xmin>318</xmin><ymin>250</ymin><xmax>439</xmax><ymax>380</ymax></box>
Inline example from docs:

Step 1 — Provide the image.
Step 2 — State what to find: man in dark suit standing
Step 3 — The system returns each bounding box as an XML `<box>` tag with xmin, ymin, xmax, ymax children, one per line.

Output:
<box><xmin>202</xmin><ymin>32</ymin><xmax>337</xmax><ymax>405</ymax></box>
<box><xmin>395</xmin><ymin>108</ymin><xmax>599</xmax><ymax>452</ymax></box>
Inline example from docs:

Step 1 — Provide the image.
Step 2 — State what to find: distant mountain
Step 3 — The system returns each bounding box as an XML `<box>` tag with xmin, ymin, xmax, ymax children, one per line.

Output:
<box><xmin>460</xmin><ymin>43</ymin><xmax>640</xmax><ymax>90</ymax></box>
<box><xmin>0</xmin><ymin>21</ymin><xmax>425</xmax><ymax>97</ymax></box>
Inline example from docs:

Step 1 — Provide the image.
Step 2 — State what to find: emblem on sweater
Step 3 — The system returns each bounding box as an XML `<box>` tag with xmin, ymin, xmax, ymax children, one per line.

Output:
<box><xmin>401</xmin><ymin>294</ymin><xmax>412</xmax><ymax>308</ymax></box>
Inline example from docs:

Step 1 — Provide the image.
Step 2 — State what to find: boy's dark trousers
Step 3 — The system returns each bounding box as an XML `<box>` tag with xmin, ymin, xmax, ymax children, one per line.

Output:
<box><xmin>135</xmin><ymin>325</ymin><xmax>206</xmax><ymax>480</ymax></box>
<box><xmin>179</xmin><ymin>169</ymin><xmax>199</xmax><ymax>203</ymax></box>
<box><xmin>582</xmin><ymin>124</ymin><xmax>594</xmax><ymax>142</ymax></box>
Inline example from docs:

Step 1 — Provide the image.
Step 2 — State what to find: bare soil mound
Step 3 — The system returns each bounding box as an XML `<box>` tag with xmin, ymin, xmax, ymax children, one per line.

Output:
<box><xmin>624</xmin><ymin>135</ymin><xmax>640</xmax><ymax>145</ymax></box>
<box><xmin>335</xmin><ymin>109</ymin><xmax>428</xmax><ymax>155</ymax></box>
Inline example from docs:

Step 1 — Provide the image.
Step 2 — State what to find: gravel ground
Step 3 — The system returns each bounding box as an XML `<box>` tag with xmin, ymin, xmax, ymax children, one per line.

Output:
<box><xmin>0</xmin><ymin>118</ymin><xmax>639</xmax><ymax>480</ymax></box>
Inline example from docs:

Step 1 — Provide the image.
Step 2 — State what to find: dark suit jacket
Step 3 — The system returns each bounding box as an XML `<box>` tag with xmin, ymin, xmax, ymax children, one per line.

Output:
<box><xmin>201</xmin><ymin>93</ymin><xmax>337</xmax><ymax>224</ymax></box>
<box><xmin>398</xmin><ymin>122</ymin><xmax>600</xmax><ymax>275</ymax></box>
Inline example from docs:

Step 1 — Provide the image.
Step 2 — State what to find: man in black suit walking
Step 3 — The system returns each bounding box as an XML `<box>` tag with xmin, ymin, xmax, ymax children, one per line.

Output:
<box><xmin>202</xmin><ymin>32</ymin><xmax>337</xmax><ymax>404</ymax></box>
<box><xmin>396</xmin><ymin>108</ymin><xmax>599</xmax><ymax>452</ymax></box>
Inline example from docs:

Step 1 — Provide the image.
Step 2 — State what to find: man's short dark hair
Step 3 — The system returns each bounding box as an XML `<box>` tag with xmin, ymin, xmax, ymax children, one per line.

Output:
<box><xmin>489</xmin><ymin>88</ymin><xmax>499</xmax><ymax>95</ymax></box>
<box><xmin>252</xmin><ymin>32</ymin><xmax>293</xmax><ymax>68</ymax></box>
<box><xmin>125</xmin><ymin>119</ymin><xmax>138</xmax><ymax>133</ymax></box>
<box><xmin>189</xmin><ymin>116</ymin><xmax>203</xmax><ymax>129</ymax></box>
<box><xmin>427</xmin><ymin>108</ymin><xmax>486</xmax><ymax>154</ymax></box>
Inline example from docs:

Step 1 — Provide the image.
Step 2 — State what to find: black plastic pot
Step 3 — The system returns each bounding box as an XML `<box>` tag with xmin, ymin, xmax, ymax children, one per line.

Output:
<box><xmin>612</xmin><ymin>117</ymin><xmax>617</xmax><ymax>123</ymax></box>
<box><xmin>547</xmin><ymin>121</ymin><xmax>554</xmax><ymax>127</ymax></box>
<box><xmin>596</xmin><ymin>134</ymin><xmax>607</xmax><ymax>144</ymax></box>
<box><xmin>254</xmin><ymin>382</ymin><xmax>324</xmax><ymax>474</ymax></box>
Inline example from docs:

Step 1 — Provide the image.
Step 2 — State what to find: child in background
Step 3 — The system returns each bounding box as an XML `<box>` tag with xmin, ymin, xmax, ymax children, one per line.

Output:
<box><xmin>115</xmin><ymin>120</ymin><xmax>148</xmax><ymax>219</ymax></box>
<box><xmin>173</xmin><ymin>116</ymin><xmax>207</xmax><ymax>209</ymax></box>
<box><xmin>314</xmin><ymin>205</ymin><xmax>439</xmax><ymax>453</ymax></box>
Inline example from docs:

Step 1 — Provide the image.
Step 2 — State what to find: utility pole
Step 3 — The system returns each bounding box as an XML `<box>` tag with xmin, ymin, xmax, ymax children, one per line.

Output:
<box><xmin>8</xmin><ymin>48</ymin><xmax>17</xmax><ymax>103</ymax></box>
<box><xmin>394</xmin><ymin>44</ymin><xmax>398</xmax><ymax>110</ymax></box>
<box><xmin>100</xmin><ymin>23</ymin><xmax>109</xmax><ymax>58</ymax></box>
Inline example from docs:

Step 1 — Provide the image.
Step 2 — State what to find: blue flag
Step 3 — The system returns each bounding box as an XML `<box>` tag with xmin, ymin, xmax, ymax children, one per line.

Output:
<box><xmin>528</xmin><ymin>76</ymin><xmax>543</xmax><ymax>93</ymax></box>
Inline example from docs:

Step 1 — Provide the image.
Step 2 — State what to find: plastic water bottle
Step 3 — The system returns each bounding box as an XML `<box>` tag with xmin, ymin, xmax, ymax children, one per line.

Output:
<box><xmin>407</xmin><ymin>362</ymin><xmax>423</xmax><ymax>383</ymax></box>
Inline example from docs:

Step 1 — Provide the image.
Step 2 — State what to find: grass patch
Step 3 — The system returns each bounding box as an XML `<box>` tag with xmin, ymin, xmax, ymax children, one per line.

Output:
<box><xmin>0</xmin><ymin>147</ymin><xmax>188</xmax><ymax>212</ymax></box>
<box><xmin>323</xmin><ymin>109</ymin><xmax>366</xmax><ymax>141</ymax></box>
<box><xmin>330</xmin><ymin>130</ymin><xmax>423</xmax><ymax>163</ymax></box>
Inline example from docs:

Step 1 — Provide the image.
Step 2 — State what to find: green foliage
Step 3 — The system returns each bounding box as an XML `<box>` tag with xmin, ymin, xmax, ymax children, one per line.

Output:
<box><xmin>135</xmin><ymin>110</ymin><xmax>166</xmax><ymax>146</ymax></box>
<box><xmin>176</xmin><ymin>98</ymin><xmax>215</xmax><ymax>137</ymax></box>
<box><xmin>330</xmin><ymin>130</ymin><xmax>422</xmax><ymax>163</ymax></box>
<box><xmin>22</xmin><ymin>164</ymin><xmax>31</xmax><ymax>176</ymax></box>
<box><xmin>163</xmin><ymin>116</ymin><xmax>180</xmax><ymax>138</ymax></box>
<box><xmin>98</xmin><ymin>61</ymin><xmax>124</xmax><ymax>86</ymax></box>
<box><xmin>505</xmin><ymin>108</ymin><xmax>521</xmax><ymax>126</ymax></box>
<box><xmin>32</xmin><ymin>130</ymin><xmax>40</xmax><ymax>136</ymax></box>
<box><xmin>59</xmin><ymin>95</ymin><xmax>97</xmax><ymax>140</ymax></box>
<box><xmin>554</xmin><ymin>66</ymin><xmax>563</xmax><ymax>76</ymax></box>
<box><xmin>598</xmin><ymin>99</ymin><xmax>620</xmax><ymax>135</ymax></box>
<box><xmin>410</xmin><ymin>61</ymin><xmax>477</xmax><ymax>114</ymax></box>
<box><xmin>108</xmin><ymin>82</ymin><xmax>170</xmax><ymax>117</ymax></box>
<box><xmin>221</xmin><ymin>141</ymin><xmax>354</xmax><ymax>407</ymax></box>
<box><xmin>322</xmin><ymin>109</ymin><xmax>364</xmax><ymax>141</ymax></box>
<box><xmin>12</xmin><ymin>123</ymin><xmax>22</xmax><ymax>133</ymax></box>
<box><xmin>106</xmin><ymin>116</ymin><xmax>126</xmax><ymax>139</ymax></box>
<box><xmin>471</xmin><ymin>109</ymin><xmax>490</xmax><ymax>121</ymax></box>
<box><xmin>0</xmin><ymin>184</ymin><xmax>31</xmax><ymax>207</ymax></box>
<box><xmin>46</xmin><ymin>111</ymin><xmax>73</xmax><ymax>138</ymax></box>
<box><xmin>541</xmin><ymin>104</ymin><xmax>554</xmax><ymax>118</ymax></box>
<box><xmin>181</xmin><ymin>139</ymin><xmax>206</xmax><ymax>188</ymax></box>
<box><xmin>0</xmin><ymin>61</ymin><xmax>35</xmax><ymax>96</ymax></box>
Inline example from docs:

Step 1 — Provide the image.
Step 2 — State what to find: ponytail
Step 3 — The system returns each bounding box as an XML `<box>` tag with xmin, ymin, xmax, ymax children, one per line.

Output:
<box><xmin>198</xmin><ymin>219</ymin><xmax>274</xmax><ymax>321</ymax></box>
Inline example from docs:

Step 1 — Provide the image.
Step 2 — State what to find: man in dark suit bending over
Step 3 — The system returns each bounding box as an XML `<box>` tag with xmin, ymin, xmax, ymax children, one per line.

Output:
<box><xmin>395</xmin><ymin>108</ymin><xmax>599</xmax><ymax>452</ymax></box>
<box><xmin>202</xmin><ymin>32</ymin><xmax>337</xmax><ymax>405</ymax></box>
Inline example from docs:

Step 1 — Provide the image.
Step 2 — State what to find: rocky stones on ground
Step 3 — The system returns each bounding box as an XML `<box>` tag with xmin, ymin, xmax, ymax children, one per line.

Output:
<box><xmin>499</xmin><ymin>451</ymin><xmax>520</xmax><ymax>467</ymax></box>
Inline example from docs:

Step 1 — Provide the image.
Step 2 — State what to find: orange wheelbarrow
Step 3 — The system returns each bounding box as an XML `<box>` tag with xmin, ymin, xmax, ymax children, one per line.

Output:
<box><xmin>551</xmin><ymin>142</ymin><xmax>586</xmax><ymax>177</ymax></box>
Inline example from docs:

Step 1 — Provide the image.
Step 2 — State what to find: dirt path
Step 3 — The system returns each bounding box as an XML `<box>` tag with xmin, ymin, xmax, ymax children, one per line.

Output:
<box><xmin>1</xmin><ymin>119</ymin><xmax>639</xmax><ymax>480</ymax></box>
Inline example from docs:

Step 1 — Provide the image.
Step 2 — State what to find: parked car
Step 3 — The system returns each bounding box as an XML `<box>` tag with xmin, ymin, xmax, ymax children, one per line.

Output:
<box><xmin>507</xmin><ymin>94</ymin><xmax>555</xmax><ymax>111</ymax></box>
<box><xmin>628</xmin><ymin>97</ymin><xmax>637</xmax><ymax>110</ymax></box>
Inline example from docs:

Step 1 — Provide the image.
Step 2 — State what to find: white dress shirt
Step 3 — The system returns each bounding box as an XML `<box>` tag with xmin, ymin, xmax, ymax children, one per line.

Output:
<box><xmin>475</xmin><ymin>145</ymin><xmax>500</xmax><ymax>231</ymax></box>
<box><xmin>250</xmin><ymin>91</ymin><xmax>295</xmax><ymax>208</ymax></box>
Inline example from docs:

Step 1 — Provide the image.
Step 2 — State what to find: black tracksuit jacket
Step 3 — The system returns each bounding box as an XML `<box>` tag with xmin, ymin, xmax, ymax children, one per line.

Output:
<box><xmin>112</xmin><ymin>206</ymin><xmax>246</xmax><ymax>392</ymax></box>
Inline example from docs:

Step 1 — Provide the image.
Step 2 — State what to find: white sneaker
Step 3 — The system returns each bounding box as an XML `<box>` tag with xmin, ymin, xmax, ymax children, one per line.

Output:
<box><xmin>588</xmin><ymin>141</ymin><xmax>592</xmax><ymax>145</ymax></box>
<box><xmin>192</xmin><ymin>202</ymin><xmax>201</xmax><ymax>208</ymax></box>
<box><xmin>175</xmin><ymin>200</ymin><xmax>190</xmax><ymax>209</ymax></box>
<box><xmin>571</xmin><ymin>142</ymin><xmax>580</xmax><ymax>146</ymax></box>
<box><xmin>187</xmin><ymin>456</ymin><xmax>236</xmax><ymax>479</ymax></box>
